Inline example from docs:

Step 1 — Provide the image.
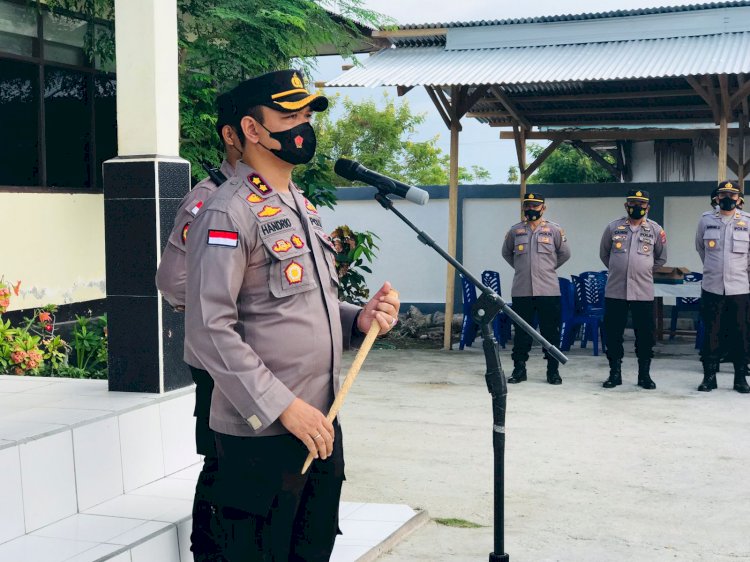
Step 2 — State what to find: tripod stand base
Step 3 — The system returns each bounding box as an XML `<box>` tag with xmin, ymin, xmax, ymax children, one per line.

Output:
<box><xmin>489</xmin><ymin>553</ymin><xmax>510</xmax><ymax>562</ymax></box>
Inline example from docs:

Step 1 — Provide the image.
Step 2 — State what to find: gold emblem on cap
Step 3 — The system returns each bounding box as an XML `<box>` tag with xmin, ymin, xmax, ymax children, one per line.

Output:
<box><xmin>528</xmin><ymin>193</ymin><xmax>534</xmax><ymax>199</ymax></box>
<box><xmin>636</xmin><ymin>191</ymin><xmax>642</xmax><ymax>197</ymax></box>
<box><xmin>726</xmin><ymin>182</ymin><xmax>733</xmax><ymax>188</ymax></box>
<box><xmin>291</xmin><ymin>73</ymin><xmax>303</xmax><ymax>88</ymax></box>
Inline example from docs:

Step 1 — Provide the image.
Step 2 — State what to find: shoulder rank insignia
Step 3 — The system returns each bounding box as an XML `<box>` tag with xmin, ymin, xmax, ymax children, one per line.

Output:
<box><xmin>272</xmin><ymin>240</ymin><xmax>292</xmax><ymax>253</ymax></box>
<box><xmin>257</xmin><ymin>205</ymin><xmax>282</xmax><ymax>218</ymax></box>
<box><xmin>515</xmin><ymin>228</ymin><xmax>526</xmax><ymax>235</ymax></box>
<box><xmin>181</xmin><ymin>223</ymin><xmax>190</xmax><ymax>245</ymax></box>
<box><xmin>305</xmin><ymin>199</ymin><xmax>317</xmax><ymax>214</ymax></box>
<box><xmin>246</xmin><ymin>193</ymin><xmax>263</xmax><ymax>204</ymax></box>
<box><xmin>284</xmin><ymin>261</ymin><xmax>304</xmax><ymax>284</ymax></box>
<box><xmin>291</xmin><ymin>234</ymin><xmax>304</xmax><ymax>249</ymax></box>
<box><xmin>207</xmin><ymin>229</ymin><xmax>238</xmax><ymax>248</ymax></box>
<box><xmin>189</xmin><ymin>201</ymin><xmax>203</xmax><ymax>216</ymax></box>
<box><xmin>247</xmin><ymin>173</ymin><xmax>273</xmax><ymax>195</ymax></box>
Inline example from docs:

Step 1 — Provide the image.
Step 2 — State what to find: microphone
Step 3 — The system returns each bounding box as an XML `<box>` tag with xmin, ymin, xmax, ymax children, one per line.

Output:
<box><xmin>334</xmin><ymin>159</ymin><xmax>429</xmax><ymax>206</ymax></box>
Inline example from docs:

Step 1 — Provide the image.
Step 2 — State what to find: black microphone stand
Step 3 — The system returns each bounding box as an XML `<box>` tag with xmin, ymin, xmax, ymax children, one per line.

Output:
<box><xmin>372</xmin><ymin>192</ymin><xmax>568</xmax><ymax>562</ymax></box>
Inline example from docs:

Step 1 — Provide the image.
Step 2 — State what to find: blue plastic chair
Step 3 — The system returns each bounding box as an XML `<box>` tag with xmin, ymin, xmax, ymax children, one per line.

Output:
<box><xmin>459</xmin><ymin>274</ymin><xmax>478</xmax><ymax>350</ymax></box>
<box><xmin>481</xmin><ymin>270</ymin><xmax>511</xmax><ymax>348</ymax></box>
<box><xmin>569</xmin><ymin>272</ymin><xmax>608</xmax><ymax>356</ymax></box>
<box><xmin>559</xmin><ymin>277</ymin><xmax>576</xmax><ymax>350</ymax></box>
<box><xmin>669</xmin><ymin>272</ymin><xmax>703</xmax><ymax>345</ymax></box>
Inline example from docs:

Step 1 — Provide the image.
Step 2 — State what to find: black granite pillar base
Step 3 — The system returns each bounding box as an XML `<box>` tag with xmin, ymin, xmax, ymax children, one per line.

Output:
<box><xmin>103</xmin><ymin>157</ymin><xmax>192</xmax><ymax>392</ymax></box>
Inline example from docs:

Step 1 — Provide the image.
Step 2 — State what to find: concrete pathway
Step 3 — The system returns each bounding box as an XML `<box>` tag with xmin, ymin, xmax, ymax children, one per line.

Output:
<box><xmin>340</xmin><ymin>338</ymin><xmax>750</xmax><ymax>561</ymax></box>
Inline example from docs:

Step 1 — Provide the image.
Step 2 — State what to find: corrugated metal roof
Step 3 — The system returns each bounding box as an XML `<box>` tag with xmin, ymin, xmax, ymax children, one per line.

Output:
<box><xmin>396</xmin><ymin>1</ymin><xmax>750</xmax><ymax>30</ymax></box>
<box><xmin>327</xmin><ymin>32</ymin><xmax>750</xmax><ymax>88</ymax></box>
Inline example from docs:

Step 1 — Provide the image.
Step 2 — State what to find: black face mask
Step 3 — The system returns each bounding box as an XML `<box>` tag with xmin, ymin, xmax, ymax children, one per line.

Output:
<box><xmin>259</xmin><ymin>121</ymin><xmax>317</xmax><ymax>165</ymax></box>
<box><xmin>524</xmin><ymin>208</ymin><xmax>542</xmax><ymax>222</ymax></box>
<box><xmin>626</xmin><ymin>205</ymin><xmax>647</xmax><ymax>218</ymax></box>
<box><xmin>719</xmin><ymin>197</ymin><xmax>738</xmax><ymax>211</ymax></box>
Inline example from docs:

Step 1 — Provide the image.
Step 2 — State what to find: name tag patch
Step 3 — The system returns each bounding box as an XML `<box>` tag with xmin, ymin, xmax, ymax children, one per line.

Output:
<box><xmin>207</xmin><ymin>230</ymin><xmax>238</xmax><ymax>247</ymax></box>
<box><xmin>260</xmin><ymin>218</ymin><xmax>293</xmax><ymax>237</ymax></box>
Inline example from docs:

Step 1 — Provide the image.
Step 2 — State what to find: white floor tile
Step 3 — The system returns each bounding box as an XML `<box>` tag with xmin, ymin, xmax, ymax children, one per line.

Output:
<box><xmin>159</xmin><ymin>394</ymin><xmax>200</xmax><ymax>475</ymax></box>
<box><xmin>73</xmin><ymin>417</ymin><xmax>124</xmax><ymax>510</ymax></box>
<box><xmin>329</xmin><ymin>542</ymin><xmax>371</xmax><ymax>562</ymax></box>
<box><xmin>46</xmin><ymin>394</ymin><xmax>154</xmax><ymax>412</ymax></box>
<box><xmin>338</xmin><ymin>501</ymin><xmax>365</xmax><ymax>519</ymax></box>
<box><xmin>0</xmin><ymin>393</ymin><xmax>62</xmax><ymax>410</ymax></box>
<box><xmin>107</xmin><ymin>521</ymin><xmax>171</xmax><ymax>547</ymax></box>
<box><xmin>19</xmin><ymin>431</ymin><xmax>77</xmax><ymax>532</ymax></box>
<box><xmin>0</xmin><ymin>419</ymin><xmax>66</xmax><ymax>442</ymax></box>
<box><xmin>84</xmin><ymin>495</ymin><xmax>191</xmax><ymax>524</ymax></box>
<box><xmin>2</xmin><ymin>407</ymin><xmax>110</xmax><ymax>427</ymax></box>
<box><xmin>345</xmin><ymin>502</ymin><xmax>416</xmax><ymax>522</ymax></box>
<box><xmin>129</xmin><ymin>527</ymin><xmax>180</xmax><ymax>562</ymax></box>
<box><xmin>129</xmin><ymin>478</ymin><xmax>195</xmax><ymax>501</ymax></box>
<box><xmin>168</xmin><ymin>462</ymin><xmax>202</xmax><ymax>481</ymax></box>
<box><xmin>57</xmin><ymin>542</ymin><xmax>123</xmax><ymax>562</ymax></box>
<box><xmin>103</xmin><ymin>551</ymin><xmax>131</xmax><ymax>562</ymax></box>
<box><xmin>0</xmin><ymin>535</ymin><xmax>100</xmax><ymax>562</ymax></box>
<box><xmin>0</xmin><ymin>378</ymin><xmax>58</xmax><ymax>393</ymax></box>
<box><xmin>0</xmin><ymin>446</ymin><xmax>24</xmax><ymax>544</ymax></box>
<box><xmin>31</xmin><ymin>514</ymin><xmax>145</xmax><ymax>544</ymax></box>
<box><xmin>119</xmin><ymin>405</ymin><xmax>165</xmax><ymax>492</ymax></box>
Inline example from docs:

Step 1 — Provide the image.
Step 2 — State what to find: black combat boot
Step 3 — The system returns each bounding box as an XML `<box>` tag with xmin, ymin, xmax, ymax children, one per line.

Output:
<box><xmin>508</xmin><ymin>361</ymin><xmax>527</xmax><ymax>384</ymax></box>
<box><xmin>602</xmin><ymin>358</ymin><xmax>622</xmax><ymax>388</ymax></box>
<box><xmin>698</xmin><ymin>362</ymin><xmax>718</xmax><ymax>392</ymax></box>
<box><xmin>733</xmin><ymin>363</ymin><xmax>750</xmax><ymax>394</ymax></box>
<box><xmin>546</xmin><ymin>361</ymin><xmax>562</xmax><ymax>385</ymax></box>
<box><xmin>637</xmin><ymin>358</ymin><xmax>656</xmax><ymax>389</ymax></box>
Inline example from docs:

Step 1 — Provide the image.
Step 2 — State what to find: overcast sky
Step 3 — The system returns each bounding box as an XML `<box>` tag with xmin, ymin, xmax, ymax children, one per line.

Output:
<box><xmin>313</xmin><ymin>0</ymin><xmax>695</xmax><ymax>184</ymax></box>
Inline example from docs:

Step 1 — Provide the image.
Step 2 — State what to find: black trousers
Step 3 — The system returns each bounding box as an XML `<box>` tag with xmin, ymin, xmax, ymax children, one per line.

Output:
<box><xmin>700</xmin><ymin>290</ymin><xmax>750</xmax><ymax>365</ymax></box>
<box><xmin>197</xmin><ymin>423</ymin><xmax>345</xmax><ymax>562</ymax></box>
<box><xmin>510</xmin><ymin>296</ymin><xmax>561</xmax><ymax>368</ymax></box>
<box><xmin>604</xmin><ymin>298</ymin><xmax>655</xmax><ymax>361</ymax></box>
<box><xmin>189</xmin><ymin>367</ymin><xmax>220</xmax><ymax>557</ymax></box>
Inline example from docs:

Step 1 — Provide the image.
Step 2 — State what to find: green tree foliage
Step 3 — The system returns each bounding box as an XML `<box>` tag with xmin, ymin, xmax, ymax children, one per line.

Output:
<box><xmin>526</xmin><ymin>142</ymin><xmax>616</xmax><ymax>184</ymax></box>
<box><xmin>311</xmin><ymin>93</ymin><xmax>491</xmax><ymax>187</ymax></box>
<box><xmin>44</xmin><ymin>0</ymin><xmax>388</xmax><ymax>181</ymax></box>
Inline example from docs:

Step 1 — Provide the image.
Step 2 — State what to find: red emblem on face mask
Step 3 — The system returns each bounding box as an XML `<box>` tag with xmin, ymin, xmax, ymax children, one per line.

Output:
<box><xmin>294</xmin><ymin>135</ymin><xmax>304</xmax><ymax>149</ymax></box>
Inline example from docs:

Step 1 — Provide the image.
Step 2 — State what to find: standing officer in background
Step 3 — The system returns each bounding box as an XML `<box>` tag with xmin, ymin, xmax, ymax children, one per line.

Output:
<box><xmin>502</xmin><ymin>193</ymin><xmax>571</xmax><ymax>384</ymax></box>
<box><xmin>155</xmin><ymin>92</ymin><xmax>241</xmax><ymax>557</ymax></box>
<box><xmin>185</xmin><ymin>70</ymin><xmax>400</xmax><ymax>561</ymax></box>
<box><xmin>600</xmin><ymin>189</ymin><xmax>667</xmax><ymax>389</ymax></box>
<box><xmin>695</xmin><ymin>180</ymin><xmax>750</xmax><ymax>393</ymax></box>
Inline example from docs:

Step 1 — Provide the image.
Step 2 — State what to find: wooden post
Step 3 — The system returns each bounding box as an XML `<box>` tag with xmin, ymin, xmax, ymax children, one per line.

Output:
<box><xmin>718</xmin><ymin>114</ymin><xmax>728</xmax><ymax>182</ymax></box>
<box><xmin>739</xmin><ymin>115</ymin><xmax>747</xmax><ymax>191</ymax></box>
<box><xmin>514</xmin><ymin>126</ymin><xmax>527</xmax><ymax>220</ymax></box>
<box><xmin>443</xmin><ymin>119</ymin><xmax>460</xmax><ymax>350</ymax></box>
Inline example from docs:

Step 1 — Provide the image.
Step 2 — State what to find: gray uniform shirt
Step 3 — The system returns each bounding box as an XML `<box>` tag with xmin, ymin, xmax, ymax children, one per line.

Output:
<box><xmin>156</xmin><ymin>159</ymin><xmax>235</xmax><ymax>308</ymax></box>
<box><xmin>501</xmin><ymin>219</ymin><xmax>571</xmax><ymax>297</ymax></box>
<box><xmin>184</xmin><ymin>161</ymin><xmax>360</xmax><ymax>437</ymax></box>
<box><xmin>600</xmin><ymin>217</ymin><xmax>667</xmax><ymax>301</ymax></box>
<box><xmin>695</xmin><ymin>210</ymin><xmax>750</xmax><ymax>296</ymax></box>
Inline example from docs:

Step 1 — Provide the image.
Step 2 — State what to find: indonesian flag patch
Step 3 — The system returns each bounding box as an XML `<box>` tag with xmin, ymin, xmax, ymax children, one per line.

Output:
<box><xmin>207</xmin><ymin>229</ymin><xmax>239</xmax><ymax>248</ymax></box>
<box><xmin>189</xmin><ymin>201</ymin><xmax>203</xmax><ymax>216</ymax></box>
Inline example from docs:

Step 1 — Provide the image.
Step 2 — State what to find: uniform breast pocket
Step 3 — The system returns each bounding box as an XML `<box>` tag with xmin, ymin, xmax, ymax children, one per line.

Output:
<box><xmin>514</xmin><ymin>238</ymin><xmax>529</xmax><ymax>255</ymax></box>
<box><xmin>703</xmin><ymin>230</ymin><xmax>721</xmax><ymax>251</ymax></box>
<box><xmin>732</xmin><ymin>230</ymin><xmax>749</xmax><ymax>254</ymax></box>
<box><xmin>268</xmin><ymin>251</ymin><xmax>318</xmax><ymax>298</ymax></box>
<box><xmin>315</xmin><ymin>230</ymin><xmax>340</xmax><ymax>287</ymax></box>
<box><xmin>612</xmin><ymin>236</ymin><xmax>627</xmax><ymax>253</ymax></box>
<box><xmin>636</xmin><ymin>242</ymin><xmax>653</xmax><ymax>256</ymax></box>
<box><xmin>537</xmin><ymin>241</ymin><xmax>554</xmax><ymax>254</ymax></box>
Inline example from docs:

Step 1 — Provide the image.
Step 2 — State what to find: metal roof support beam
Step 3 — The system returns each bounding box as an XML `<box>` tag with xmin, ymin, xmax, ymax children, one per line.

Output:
<box><xmin>491</xmin><ymin>117</ymin><xmax>725</xmax><ymax>127</ymax></box>
<box><xmin>470</xmin><ymin>104</ymin><xmax>710</xmax><ymax>118</ymax></box>
<box><xmin>491</xmin><ymin>86</ymin><xmax>531</xmax><ymax>130</ymax></box>
<box><xmin>572</xmin><ymin>141</ymin><xmax>620</xmax><ymax>179</ymax></box>
<box><xmin>512</xmin><ymin>89</ymin><xmax>698</xmax><ymax>103</ymax></box>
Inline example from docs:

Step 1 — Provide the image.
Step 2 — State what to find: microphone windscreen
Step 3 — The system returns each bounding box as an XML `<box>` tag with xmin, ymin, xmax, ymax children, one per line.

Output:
<box><xmin>334</xmin><ymin>158</ymin><xmax>359</xmax><ymax>181</ymax></box>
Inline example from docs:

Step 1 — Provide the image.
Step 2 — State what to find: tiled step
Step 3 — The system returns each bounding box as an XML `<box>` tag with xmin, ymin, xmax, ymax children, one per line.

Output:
<box><xmin>0</xmin><ymin>375</ymin><xmax>427</xmax><ymax>561</ymax></box>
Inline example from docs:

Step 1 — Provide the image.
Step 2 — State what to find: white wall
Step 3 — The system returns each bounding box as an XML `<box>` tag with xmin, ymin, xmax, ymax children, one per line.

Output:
<box><xmin>631</xmin><ymin>139</ymin><xmax>749</xmax><ymax>182</ymax></box>
<box><xmin>320</xmin><ymin>192</ymin><xmax>713</xmax><ymax>306</ymax></box>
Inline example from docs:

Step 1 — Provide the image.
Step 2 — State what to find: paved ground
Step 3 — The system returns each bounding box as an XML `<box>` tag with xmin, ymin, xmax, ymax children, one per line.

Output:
<box><xmin>338</xmin><ymin>336</ymin><xmax>750</xmax><ymax>561</ymax></box>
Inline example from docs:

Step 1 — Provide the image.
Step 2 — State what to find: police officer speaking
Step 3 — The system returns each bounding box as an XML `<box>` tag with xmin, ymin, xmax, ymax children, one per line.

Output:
<box><xmin>600</xmin><ymin>189</ymin><xmax>667</xmax><ymax>389</ymax></box>
<box><xmin>502</xmin><ymin>192</ymin><xmax>571</xmax><ymax>384</ymax></box>
<box><xmin>694</xmin><ymin>180</ymin><xmax>750</xmax><ymax>393</ymax></box>
<box><xmin>184</xmin><ymin>70</ymin><xmax>400</xmax><ymax>561</ymax></box>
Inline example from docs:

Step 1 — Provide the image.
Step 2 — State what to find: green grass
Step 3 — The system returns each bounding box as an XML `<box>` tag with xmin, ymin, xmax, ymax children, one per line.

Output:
<box><xmin>433</xmin><ymin>517</ymin><xmax>485</xmax><ymax>528</ymax></box>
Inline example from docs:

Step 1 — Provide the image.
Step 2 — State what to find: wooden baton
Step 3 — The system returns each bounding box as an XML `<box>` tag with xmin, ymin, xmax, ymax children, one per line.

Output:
<box><xmin>301</xmin><ymin>292</ymin><xmax>396</xmax><ymax>474</ymax></box>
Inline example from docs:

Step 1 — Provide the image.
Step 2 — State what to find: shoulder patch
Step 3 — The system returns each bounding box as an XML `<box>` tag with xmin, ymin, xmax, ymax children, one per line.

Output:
<box><xmin>181</xmin><ymin>223</ymin><xmax>190</xmax><ymax>244</ymax></box>
<box><xmin>257</xmin><ymin>205</ymin><xmax>282</xmax><ymax>218</ymax></box>
<box><xmin>246</xmin><ymin>173</ymin><xmax>274</xmax><ymax>196</ymax></box>
<box><xmin>189</xmin><ymin>200</ymin><xmax>203</xmax><ymax>216</ymax></box>
<box><xmin>207</xmin><ymin>229</ymin><xmax>238</xmax><ymax>248</ymax></box>
<box><xmin>660</xmin><ymin>230</ymin><xmax>666</xmax><ymax>244</ymax></box>
<box><xmin>246</xmin><ymin>193</ymin><xmax>263</xmax><ymax>204</ymax></box>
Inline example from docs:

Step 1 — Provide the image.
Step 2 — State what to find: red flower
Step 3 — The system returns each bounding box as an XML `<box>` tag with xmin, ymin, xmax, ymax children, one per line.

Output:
<box><xmin>44</xmin><ymin>324</ymin><xmax>53</xmax><ymax>332</ymax></box>
<box><xmin>38</xmin><ymin>312</ymin><xmax>52</xmax><ymax>323</ymax></box>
